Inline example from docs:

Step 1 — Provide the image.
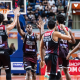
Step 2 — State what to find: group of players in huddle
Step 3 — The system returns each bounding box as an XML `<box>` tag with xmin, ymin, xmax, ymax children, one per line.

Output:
<box><xmin>0</xmin><ymin>7</ymin><xmax>80</xmax><ymax>80</ymax></box>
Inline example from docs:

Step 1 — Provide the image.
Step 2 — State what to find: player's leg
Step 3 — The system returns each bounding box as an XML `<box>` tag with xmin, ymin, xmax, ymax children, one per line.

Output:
<box><xmin>0</xmin><ymin>69</ymin><xmax>1</xmax><ymax>75</ymax></box>
<box><xmin>63</xmin><ymin>68</ymin><xmax>71</xmax><ymax>80</ymax></box>
<box><xmin>4</xmin><ymin>51</ymin><xmax>11</xmax><ymax>80</ymax></box>
<box><xmin>59</xmin><ymin>68</ymin><xmax>63</xmax><ymax>80</ymax></box>
<box><xmin>24</xmin><ymin>60</ymin><xmax>32</xmax><ymax>80</ymax></box>
<box><xmin>63</xmin><ymin>58</ymin><xmax>71</xmax><ymax>80</ymax></box>
<box><xmin>25</xmin><ymin>70</ymin><xmax>32</xmax><ymax>80</ymax></box>
<box><xmin>58</xmin><ymin>57</ymin><xmax>63</xmax><ymax>80</ymax></box>
<box><xmin>48</xmin><ymin>54</ymin><xmax>59</xmax><ymax>80</ymax></box>
<box><xmin>31</xmin><ymin>62</ymin><xmax>37</xmax><ymax>80</ymax></box>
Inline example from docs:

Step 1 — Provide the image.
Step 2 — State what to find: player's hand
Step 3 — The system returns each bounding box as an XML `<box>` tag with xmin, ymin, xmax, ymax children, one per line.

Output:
<box><xmin>36</xmin><ymin>18</ymin><xmax>45</xmax><ymax>29</ymax></box>
<box><xmin>66</xmin><ymin>53</ymin><xmax>71</xmax><ymax>60</ymax></box>
<box><xmin>60</xmin><ymin>24</ymin><xmax>65</xmax><ymax>29</ymax></box>
<box><xmin>40</xmin><ymin>61</ymin><xmax>45</xmax><ymax>68</ymax></box>
<box><xmin>13</xmin><ymin>7</ymin><xmax>20</xmax><ymax>16</ymax></box>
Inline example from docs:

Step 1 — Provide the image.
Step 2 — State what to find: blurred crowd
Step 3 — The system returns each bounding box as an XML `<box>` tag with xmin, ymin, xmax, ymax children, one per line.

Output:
<box><xmin>25</xmin><ymin>0</ymin><xmax>68</xmax><ymax>28</ymax></box>
<box><xmin>0</xmin><ymin>2</ymin><xmax>10</xmax><ymax>9</ymax></box>
<box><xmin>1</xmin><ymin>0</ymin><xmax>73</xmax><ymax>29</ymax></box>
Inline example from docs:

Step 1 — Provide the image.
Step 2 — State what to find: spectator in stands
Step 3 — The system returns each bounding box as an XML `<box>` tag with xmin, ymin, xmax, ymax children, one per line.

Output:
<box><xmin>0</xmin><ymin>2</ymin><xmax>5</xmax><ymax>9</ymax></box>
<box><xmin>58</xmin><ymin>2</ymin><xmax>64</xmax><ymax>13</ymax></box>
<box><xmin>43</xmin><ymin>0</ymin><xmax>48</xmax><ymax>6</ymax></box>
<box><xmin>61</xmin><ymin>11</ymin><xmax>66</xmax><ymax>17</ymax></box>
<box><xmin>27</xmin><ymin>2</ymin><xmax>32</xmax><ymax>13</ymax></box>
<box><xmin>38</xmin><ymin>2</ymin><xmax>43</xmax><ymax>10</ymax></box>
<box><xmin>43</xmin><ymin>17</ymin><xmax>48</xmax><ymax>29</ymax></box>
<box><xmin>35</xmin><ymin>10</ymin><xmax>39</xmax><ymax>21</ymax></box>
<box><xmin>56</xmin><ymin>0</ymin><xmax>61</xmax><ymax>7</ymax></box>
<box><xmin>48</xmin><ymin>0</ymin><xmax>55</xmax><ymax>6</ymax></box>
<box><xmin>35</xmin><ymin>0</ymin><xmax>40</xmax><ymax>9</ymax></box>
<box><xmin>48</xmin><ymin>9</ymin><xmax>55</xmax><ymax>17</ymax></box>
<box><xmin>36</xmin><ymin>0</ymin><xmax>40</xmax><ymax>4</ymax></box>
<box><xmin>52</xmin><ymin>4</ymin><xmax>57</xmax><ymax>14</ymax></box>
<box><xmin>42</xmin><ymin>11</ymin><xmax>47</xmax><ymax>18</ymax></box>
<box><xmin>62</xmin><ymin>0</ymin><xmax>68</xmax><ymax>13</ymax></box>
<box><xmin>44</xmin><ymin>6</ymin><xmax>48</xmax><ymax>16</ymax></box>
<box><xmin>28</xmin><ymin>12</ymin><xmax>35</xmax><ymax>21</ymax></box>
<box><xmin>52</xmin><ymin>15</ymin><xmax>56</xmax><ymax>21</ymax></box>
<box><xmin>68</xmin><ymin>16</ymin><xmax>73</xmax><ymax>29</ymax></box>
<box><xmin>9</xmin><ymin>43</ymin><xmax>16</xmax><ymax>55</ymax></box>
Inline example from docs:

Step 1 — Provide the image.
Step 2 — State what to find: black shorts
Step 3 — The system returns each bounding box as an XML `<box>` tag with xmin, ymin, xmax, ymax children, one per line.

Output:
<box><xmin>58</xmin><ymin>57</ymin><xmax>69</xmax><ymax>68</ymax></box>
<box><xmin>0</xmin><ymin>50</ymin><xmax>10</xmax><ymax>70</ymax></box>
<box><xmin>23</xmin><ymin>60</ymin><xmax>36</xmax><ymax>72</ymax></box>
<box><xmin>45</xmin><ymin>54</ymin><xmax>58</xmax><ymax>76</ymax></box>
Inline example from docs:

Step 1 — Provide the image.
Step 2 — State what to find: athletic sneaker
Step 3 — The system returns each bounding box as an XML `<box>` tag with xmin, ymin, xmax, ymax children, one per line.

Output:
<box><xmin>44</xmin><ymin>75</ymin><xmax>49</xmax><ymax>78</ymax></box>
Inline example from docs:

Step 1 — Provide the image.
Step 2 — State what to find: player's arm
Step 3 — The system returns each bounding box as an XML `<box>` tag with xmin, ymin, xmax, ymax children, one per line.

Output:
<box><xmin>6</xmin><ymin>7</ymin><xmax>20</xmax><ymax>33</ymax></box>
<box><xmin>66</xmin><ymin>42</ymin><xmax>80</xmax><ymax>60</ymax></box>
<box><xmin>68</xmin><ymin>29</ymin><xmax>76</xmax><ymax>44</ymax></box>
<box><xmin>54</xmin><ymin>24</ymin><xmax>71</xmax><ymax>40</ymax></box>
<box><xmin>16</xmin><ymin>16</ymin><xmax>25</xmax><ymax>38</ymax></box>
<box><xmin>40</xmin><ymin>36</ymin><xmax>45</xmax><ymax>67</ymax></box>
<box><xmin>36</xmin><ymin>18</ymin><xmax>45</xmax><ymax>40</ymax></box>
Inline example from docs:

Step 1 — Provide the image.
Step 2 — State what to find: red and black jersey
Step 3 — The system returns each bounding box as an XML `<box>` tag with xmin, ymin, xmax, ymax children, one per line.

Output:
<box><xmin>23</xmin><ymin>33</ymin><xmax>37</xmax><ymax>54</ymax></box>
<box><xmin>43</xmin><ymin>30</ymin><xmax>59</xmax><ymax>55</ymax></box>
<box><xmin>0</xmin><ymin>25</ymin><xmax>8</xmax><ymax>49</ymax></box>
<box><xmin>57</xmin><ymin>25</ymin><xmax>69</xmax><ymax>58</ymax></box>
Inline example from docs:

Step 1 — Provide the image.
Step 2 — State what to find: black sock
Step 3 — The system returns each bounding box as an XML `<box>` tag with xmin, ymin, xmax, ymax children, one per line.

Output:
<box><xmin>5</xmin><ymin>69</ymin><xmax>11</xmax><ymax>80</ymax></box>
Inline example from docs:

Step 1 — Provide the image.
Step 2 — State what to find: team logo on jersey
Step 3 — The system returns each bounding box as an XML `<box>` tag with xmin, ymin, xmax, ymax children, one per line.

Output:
<box><xmin>27</xmin><ymin>36</ymin><xmax>29</xmax><ymax>39</ymax></box>
<box><xmin>32</xmin><ymin>36</ymin><xmax>34</xmax><ymax>39</ymax></box>
<box><xmin>44</xmin><ymin>33</ymin><xmax>51</xmax><ymax>36</ymax></box>
<box><xmin>0</xmin><ymin>27</ymin><xmax>3</xmax><ymax>30</ymax></box>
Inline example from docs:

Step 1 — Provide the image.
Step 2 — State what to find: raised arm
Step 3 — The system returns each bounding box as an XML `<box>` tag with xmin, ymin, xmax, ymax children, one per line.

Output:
<box><xmin>68</xmin><ymin>28</ymin><xmax>76</xmax><ymax>44</ymax></box>
<box><xmin>66</xmin><ymin>42</ymin><xmax>80</xmax><ymax>60</ymax></box>
<box><xmin>36</xmin><ymin>18</ymin><xmax>45</xmax><ymax>40</ymax></box>
<box><xmin>40</xmin><ymin>36</ymin><xmax>45</xmax><ymax>68</ymax></box>
<box><xmin>6</xmin><ymin>7</ymin><xmax>20</xmax><ymax>33</ymax></box>
<box><xmin>16</xmin><ymin>16</ymin><xmax>25</xmax><ymax>38</ymax></box>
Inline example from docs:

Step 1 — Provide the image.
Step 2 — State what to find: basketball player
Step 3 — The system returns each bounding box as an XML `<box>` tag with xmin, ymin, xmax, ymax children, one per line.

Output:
<box><xmin>66</xmin><ymin>42</ymin><xmax>80</xmax><ymax>60</ymax></box>
<box><xmin>40</xmin><ymin>19</ymin><xmax>71</xmax><ymax>80</ymax></box>
<box><xmin>16</xmin><ymin>15</ymin><xmax>44</xmax><ymax>80</ymax></box>
<box><xmin>56</xmin><ymin>14</ymin><xmax>76</xmax><ymax>80</ymax></box>
<box><xmin>0</xmin><ymin>7</ymin><xmax>20</xmax><ymax>80</ymax></box>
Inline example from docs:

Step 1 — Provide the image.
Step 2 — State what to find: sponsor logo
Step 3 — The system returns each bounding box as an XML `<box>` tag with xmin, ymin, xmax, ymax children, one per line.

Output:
<box><xmin>11</xmin><ymin>62</ymin><xmax>24</xmax><ymax>70</ymax></box>
<box><xmin>13</xmin><ymin>63</ymin><xmax>24</xmax><ymax>67</ymax></box>
<box><xmin>9</xmin><ymin>33</ymin><xmax>17</xmax><ymax>38</ymax></box>
<box><xmin>74</xmin><ymin>4</ymin><xmax>78</xmax><ymax>7</ymax></box>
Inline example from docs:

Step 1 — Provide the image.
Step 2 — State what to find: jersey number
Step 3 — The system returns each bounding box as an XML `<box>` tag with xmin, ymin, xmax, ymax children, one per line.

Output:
<box><xmin>0</xmin><ymin>36</ymin><xmax>2</xmax><ymax>44</ymax></box>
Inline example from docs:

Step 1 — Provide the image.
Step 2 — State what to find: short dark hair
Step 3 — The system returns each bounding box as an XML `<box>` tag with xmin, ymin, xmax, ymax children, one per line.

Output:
<box><xmin>69</xmin><ymin>16</ymin><xmax>71</xmax><ymax>18</ymax></box>
<box><xmin>48</xmin><ymin>20</ymin><xmax>55</xmax><ymax>29</ymax></box>
<box><xmin>56</xmin><ymin>14</ymin><xmax>65</xmax><ymax>24</ymax></box>
<box><xmin>0</xmin><ymin>13</ymin><xmax>4</xmax><ymax>24</ymax></box>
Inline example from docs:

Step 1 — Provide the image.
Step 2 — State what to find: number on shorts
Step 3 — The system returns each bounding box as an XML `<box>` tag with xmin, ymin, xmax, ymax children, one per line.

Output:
<box><xmin>0</xmin><ymin>36</ymin><xmax>2</xmax><ymax>44</ymax></box>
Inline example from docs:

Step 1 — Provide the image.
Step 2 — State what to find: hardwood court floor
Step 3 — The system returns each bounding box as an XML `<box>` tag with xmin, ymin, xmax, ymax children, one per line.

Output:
<box><xmin>0</xmin><ymin>75</ymin><xmax>80</xmax><ymax>80</ymax></box>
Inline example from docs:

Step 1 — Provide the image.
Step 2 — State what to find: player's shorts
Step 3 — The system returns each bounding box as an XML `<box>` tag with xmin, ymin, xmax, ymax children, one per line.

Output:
<box><xmin>0</xmin><ymin>49</ymin><xmax>10</xmax><ymax>70</ymax></box>
<box><xmin>58</xmin><ymin>57</ymin><xmax>69</xmax><ymax>68</ymax></box>
<box><xmin>23</xmin><ymin>60</ymin><xmax>36</xmax><ymax>72</ymax></box>
<box><xmin>44</xmin><ymin>54</ymin><xmax>58</xmax><ymax>76</ymax></box>
<box><xmin>23</xmin><ymin>54</ymin><xmax>37</xmax><ymax>72</ymax></box>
